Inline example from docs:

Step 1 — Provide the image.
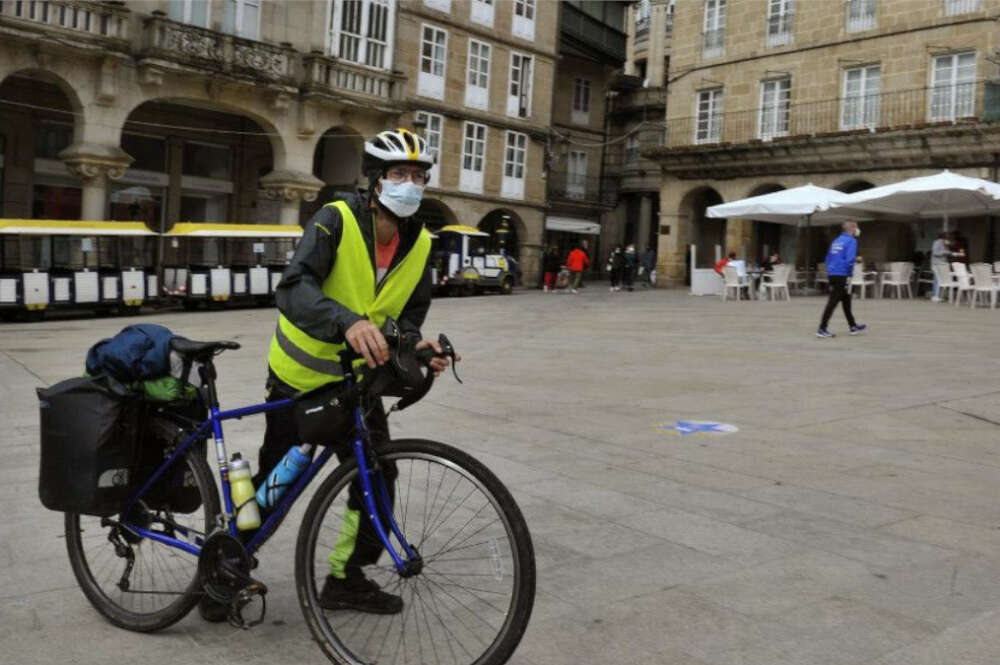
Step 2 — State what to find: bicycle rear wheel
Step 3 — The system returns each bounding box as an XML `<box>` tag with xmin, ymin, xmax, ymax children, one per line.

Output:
<box><xmin>65</xmin><ymin>447</ymin><xmax>220</xmax><ymax>632</ymax></box>
<box><xmin>296</xmin><ymin>438</ymin><xmax>535</xmax><ymax>665</ymax></box>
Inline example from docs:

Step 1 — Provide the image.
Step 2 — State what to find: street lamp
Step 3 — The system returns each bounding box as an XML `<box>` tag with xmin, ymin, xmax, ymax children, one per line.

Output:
<box><xmin>496</xmin><ymin>216</ymin><xmax>510</xmax><ymax>252</ymax></box>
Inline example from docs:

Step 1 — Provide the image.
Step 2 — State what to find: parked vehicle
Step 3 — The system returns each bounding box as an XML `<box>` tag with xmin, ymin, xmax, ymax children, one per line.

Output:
<box><xmin>430</xmin><ymin>225</ymin><xmax>515</xmax><ymax>296</ymax></box>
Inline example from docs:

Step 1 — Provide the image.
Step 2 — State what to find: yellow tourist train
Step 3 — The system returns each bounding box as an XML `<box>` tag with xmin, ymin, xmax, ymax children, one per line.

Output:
<box><xmin>0</xmin><ymin>220</ymin><xmax>300</xmax><ymax>320</ymax></box>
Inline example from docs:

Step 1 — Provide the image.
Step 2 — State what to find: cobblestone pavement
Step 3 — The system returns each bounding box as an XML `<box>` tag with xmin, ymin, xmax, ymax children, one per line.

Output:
<box><xmin>2</xmin><ymin>288</ymin><xmax>999</xmax><ymax>665</ymax></box>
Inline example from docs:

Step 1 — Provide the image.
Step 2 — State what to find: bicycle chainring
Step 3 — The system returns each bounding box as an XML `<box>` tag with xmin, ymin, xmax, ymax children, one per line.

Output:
<box><xmin>198</xmin><ymin>530</ymin><xmax>251</xmax><ymax>604</ymax></box>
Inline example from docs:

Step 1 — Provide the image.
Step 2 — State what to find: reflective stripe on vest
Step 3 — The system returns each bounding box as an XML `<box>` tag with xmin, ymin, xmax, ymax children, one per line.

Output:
<box><xmin>268</xmin><ymin>200</ymin><xmax>431</xmax><ymax>392</ymax></box>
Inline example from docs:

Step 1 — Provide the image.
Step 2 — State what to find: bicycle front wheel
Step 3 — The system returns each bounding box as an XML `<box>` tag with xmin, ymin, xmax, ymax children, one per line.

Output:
<box><xmin>296</xmin><ymin>438</ymin><xmax>535</xmax><ymax>665</ymax></box>
<box><xmin>65</xmin><ymin>446</ymin><xmax>220</xmax><ymax>632</ymax></box>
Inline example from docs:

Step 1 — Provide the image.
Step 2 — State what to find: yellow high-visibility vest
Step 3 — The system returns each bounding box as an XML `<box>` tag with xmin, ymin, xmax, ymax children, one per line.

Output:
<box><xmin>268</xmin><ymin>200</ymin><xmax>431</xmax><ymax>392</ymax></box>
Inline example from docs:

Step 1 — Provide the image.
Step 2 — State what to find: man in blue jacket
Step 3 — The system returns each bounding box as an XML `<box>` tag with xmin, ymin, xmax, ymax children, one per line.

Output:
<box><xmin>817</xmin><ymin>222</ymin><xmax>867</xmax><ymax>338</ymax></box>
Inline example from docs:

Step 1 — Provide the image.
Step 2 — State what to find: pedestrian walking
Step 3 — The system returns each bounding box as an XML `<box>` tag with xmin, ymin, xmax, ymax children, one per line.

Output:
<box><xmin>929</xmin><ymin>231</ymin><xmax>952</xmax><ymax>301</ymax></box>
<box><xmin>622</xmin><ymin>244</ymin><xmax>638</xmax><ymax>291</ymax></box>
<box><xmin>542</xmin><ymin>244</ymin><xmax>562</xmax><ymax>292</ymax></box>
<box><xmin>565</xmin><ymin>244</ymin><xmax>590</xmax><ymax>293</ymax></box>
<box><xmin>817</xmin><ymin>222</ymin><xmax>866</xmax><ymax>338</ymax></box>
<box><xmin>607</xmin><ymin>245</ymin><xmax>624</xmax><ymax>291</ymax></box>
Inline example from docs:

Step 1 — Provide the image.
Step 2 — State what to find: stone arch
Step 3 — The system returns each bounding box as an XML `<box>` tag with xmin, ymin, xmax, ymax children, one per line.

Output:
<box><xmin>313</xmin><ymin>125</ymin><xmax>364</xmax><ymax>191</ymax></box>
<box><xmin>477</xmin><ymin>208</ymin><xmax>525</xmax><ymax>261</ymax></box>
<box><xmin>834</xmin><ymin>179</ymin><xmax>876</xmax><ymax>194</ymax></box>
<box><xmin>677</xmin><ymin>186</ymin><xmax>725</xmax><ymax>270</ymax></box>
<box><xmin>125</xmin><ymin>96</ymin><xmax>286</xmax><ymax>168</ymax></box>
<box><xmin>0</xmin><ymin>70</ymin><xmax>86</xmax><ymax>220</ymax></box>
<box><xmin>414</xmin><ymin>197</ymin><xmax>458</xmax><ymax>231</ymax></box>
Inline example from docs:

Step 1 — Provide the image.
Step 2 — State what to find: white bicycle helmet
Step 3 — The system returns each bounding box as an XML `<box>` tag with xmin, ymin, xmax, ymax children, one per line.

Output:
<box><xmin>363</xmin><ymin>128</ymin><xmax>435</xmax><ymax>170</ymax></box>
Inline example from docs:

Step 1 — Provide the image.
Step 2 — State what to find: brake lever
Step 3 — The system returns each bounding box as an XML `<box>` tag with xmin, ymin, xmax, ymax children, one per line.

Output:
<box><xmin>438</xmin><ymin>334</ymin><xmax>463</xmax><ymax>384</ymax></box>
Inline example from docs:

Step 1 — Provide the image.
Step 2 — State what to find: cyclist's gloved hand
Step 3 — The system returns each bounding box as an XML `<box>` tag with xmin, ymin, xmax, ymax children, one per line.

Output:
<box><xmin>345</xmin><ymin>319</ymin><xmax>390</xmax><ymax>368</ymax></box>
<box><xmin>415</xmin><ymin>339</ymin><xmax>461</xmax><ymax>377</ymax></box>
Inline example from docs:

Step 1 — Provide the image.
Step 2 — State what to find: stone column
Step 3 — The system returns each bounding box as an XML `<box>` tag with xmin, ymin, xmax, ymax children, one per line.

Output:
<box><xmin>656</xmin><ymin>212</ymin><xmax>687</xmax><ymax>286</ymax></box>
<box><xmin>59</xmin><ymin>144</ymin><xmax>133</xmax><ymax>221</ymax></box>
<box><xmin>637</xmin><ymin>195</ymin><xmax>653</xmax><ymax>254</ymax></box>
<box><xmin>259</xmin><ymin>169</ymin><xmax>324</xmax><ymax>225</ymax></box>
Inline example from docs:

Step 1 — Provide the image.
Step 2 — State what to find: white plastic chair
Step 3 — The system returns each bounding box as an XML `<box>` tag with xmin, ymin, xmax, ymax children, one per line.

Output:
<box><xmin>880</xmin><ymin>262</ymin><xmax>913</xmax><ymax>299</ymax></box>
<box><xmin>969</xmin><ymin>263</ymin><xmax>998</xmax><ymax>309</ymax></box>
<box><xmin>932</xmin><ymin>263</ymin><xmax>955</xmax><ymax>302</ymax></box>
<box><xmin>721</xmin><ymin>265</ymin><xmax>750</xmax><ymax>301</ymax></box>
<box><xmin>787</xmin><ymin>267</ymin><xmax>806</xmax><ymax>290</ymax></box>
<box><xmin>814</xmin><ymin>262</ymin><xmax>829</xmax><ymax>291</ymax></box>
<box><xmin>850</xmin><ymin>263</ymin><xmax>876</xmax><ymax>299</ymax></box>
<box><xmin>951</xmin><ymin>262</ymin><xmax>974</xmax><ymax>306</ymax></box>
<box><xmin>994</xmin><ymin>261</ymin><xmax>1000</xmax><ymax>274</ymax></box>
<box><xmin>762</xmin><ymin>264</ymin><xmax>791</xmax><ymax>301</ymax></box>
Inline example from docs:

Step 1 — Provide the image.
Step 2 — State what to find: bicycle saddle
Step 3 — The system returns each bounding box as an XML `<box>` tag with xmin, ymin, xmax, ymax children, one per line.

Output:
<box><xmin>170</xmin><ymin>337</ymin><xmax>241</xmax><ymax>360</ymax></box>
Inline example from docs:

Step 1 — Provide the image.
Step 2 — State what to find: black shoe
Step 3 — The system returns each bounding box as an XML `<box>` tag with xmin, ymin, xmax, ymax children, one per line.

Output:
<box><xmin>319</xmin><ymin>576</ymin><xmax>403</xmax><ymax>614</ymax></box>
<box><xmin>198</xmin><ymin>595</ymin><xmax>229</xmax><ymax>623</ymax></box>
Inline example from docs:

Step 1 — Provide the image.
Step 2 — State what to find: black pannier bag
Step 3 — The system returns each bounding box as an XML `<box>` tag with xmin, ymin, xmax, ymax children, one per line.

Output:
<box><xmin>135</xmin><ymin>398</ymin><xmax>208</xmax><ymax>515</ymax></box>
<box><xmin>38</xmin><ymin>376</ymin><xmax>140</xmax><ymax>516</ymax></box>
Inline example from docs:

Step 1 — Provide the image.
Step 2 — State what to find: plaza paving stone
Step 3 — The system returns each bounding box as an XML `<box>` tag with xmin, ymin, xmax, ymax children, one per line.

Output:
<box><xmin>1</xmin><ymin>288</ymin><xmax>998</xmax><ymax>665</ymax></box>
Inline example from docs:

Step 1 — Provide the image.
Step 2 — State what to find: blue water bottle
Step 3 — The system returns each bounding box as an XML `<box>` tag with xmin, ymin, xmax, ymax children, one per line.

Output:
<box><xmin>255</xmin><ymin>444</ymin><xmax>313</xmax><ymax>510</ymax></box>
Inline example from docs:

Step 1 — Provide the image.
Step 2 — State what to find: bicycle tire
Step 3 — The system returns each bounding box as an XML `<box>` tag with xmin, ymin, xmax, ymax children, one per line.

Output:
<box><xmin>65</xmin><ymin>446</ymin><xmax>220</xmax><ymax>632</ymax></box>
<box><xmin>296</xmin><ymin>438</ymin><xmax>535</xmax><ymax>665</ymax></box>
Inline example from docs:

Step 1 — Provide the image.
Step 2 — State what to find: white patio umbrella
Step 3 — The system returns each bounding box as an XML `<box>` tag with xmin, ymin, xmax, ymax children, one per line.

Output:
<box><xmin>706</xmin><ymin>184</ymin><xmax>855</xmax><ymax>276</ymax></box>
<box><xmin>825</xmin><ymin>170</ymin><xmax>1000</xmax><ymax>229</ymax></box>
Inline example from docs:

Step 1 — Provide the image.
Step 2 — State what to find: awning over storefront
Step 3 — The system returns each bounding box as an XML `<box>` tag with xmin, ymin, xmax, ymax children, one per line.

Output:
<box><xmin>545</xmin><ymin>216</ymin><xmax>600</xmax><ymax>235</ymax></box>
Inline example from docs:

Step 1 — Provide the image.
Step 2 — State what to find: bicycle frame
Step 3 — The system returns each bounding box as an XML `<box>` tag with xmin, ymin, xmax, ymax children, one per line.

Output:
<box><xmin>119</xmin><ymin>370</ymin><xmax>422</xmax><ymax>575</ymax></box>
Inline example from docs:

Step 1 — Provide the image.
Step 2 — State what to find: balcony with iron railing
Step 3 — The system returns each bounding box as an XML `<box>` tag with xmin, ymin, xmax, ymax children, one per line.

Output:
<box><xmin>0</xmin><ymin>0</ymin><xmax>129</xmax><ymax>44</ymax></box>
<box><xmin>561</xmin><ymin>2</ymin><xmax>627</xmax><ymax>65</ymax></box>
<box><xmin>609</xmin><ymin>87</ymin><xmax>667</xmax><ymax>114</ymax></box>
<box><xmin>140</xmin><ymin>14</ymin><xmax>296</xmax><ymax>86</ymax></box>
<box><xmin>665</xmin><ymin>82</ymin><xmax>997</xmax><ymax>149</ymax></box>
<box><xmin>547</xmin><ymin>172</ymin><xmax>618</xmax><ymax>207</ymax></box>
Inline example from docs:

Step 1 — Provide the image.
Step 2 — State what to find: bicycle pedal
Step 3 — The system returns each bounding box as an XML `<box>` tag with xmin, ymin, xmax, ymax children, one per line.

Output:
<box><xmin>228</xmin><ymin>582</ymin><xmax>267</xmax><ymax>630</ymax></box>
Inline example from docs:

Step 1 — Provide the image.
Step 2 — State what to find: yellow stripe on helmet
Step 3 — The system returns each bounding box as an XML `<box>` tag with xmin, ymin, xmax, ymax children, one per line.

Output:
<box><xmin>397</xmin><ymin>127</ymin><xmax>420</xmax><ymax>161</ymax></box>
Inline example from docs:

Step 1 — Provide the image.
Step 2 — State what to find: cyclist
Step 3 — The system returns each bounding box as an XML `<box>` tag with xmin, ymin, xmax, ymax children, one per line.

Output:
<box><xmin>200</xmin><ymin>128</ymin><xmax>453</xmax><ymax>621</ymax></box>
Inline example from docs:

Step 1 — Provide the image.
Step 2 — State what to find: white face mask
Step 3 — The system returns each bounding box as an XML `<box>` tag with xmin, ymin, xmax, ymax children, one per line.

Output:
<box><xmin>377</xmin><ymin>179</ymin><xmax>424</xmax><ymax>218</ymax></box>
<box><xmin>854</xmin><ymin>228</ymin><xmax>861</xmax><ymax>238</ymax></box>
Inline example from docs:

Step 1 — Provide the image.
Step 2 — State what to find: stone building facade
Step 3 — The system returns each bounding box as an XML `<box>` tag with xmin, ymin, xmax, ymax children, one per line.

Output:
<box><xmin>395</xmin><ymin>0</ymin><xmax>558</xmax><ymax>281</ymax></box>
<box><xmin>649</xmin><ymin>0</ymin><xmax>1000</xmax><ymax>285</ymax></box>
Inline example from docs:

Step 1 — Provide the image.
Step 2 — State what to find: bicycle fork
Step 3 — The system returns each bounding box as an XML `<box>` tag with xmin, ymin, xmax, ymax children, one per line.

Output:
<box><xmin>351</xmin><ymin>405</ymin><xmax>422</xmax><ymax>577</ymax></box>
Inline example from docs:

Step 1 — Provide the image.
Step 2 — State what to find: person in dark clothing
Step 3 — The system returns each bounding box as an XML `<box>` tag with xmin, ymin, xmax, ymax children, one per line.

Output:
<box><xmin>542</xmin><ymin>244</ymin><xmax>562</xmax><ymax>292</ymax></box>
<box><xmin>199</xmin><ymin>129</ymin><xmax>454</xmax><ymax>622</ymax></box>
<box><xmin>817</xmin><ymin>222</ymin><xmax>866</xmax><ymax>338</ymax></box>
<box><xmin>622</xmin><ymin>244</ymin><xmax>638</xmax><ymax>291</ymax></box>
<box><xmin>608</xmin><ymin>245</ymin><xmax>624</xmax><ymax>291</ymax></box>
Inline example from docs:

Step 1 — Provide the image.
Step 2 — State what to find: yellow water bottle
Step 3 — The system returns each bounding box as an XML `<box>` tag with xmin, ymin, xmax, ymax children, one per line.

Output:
<box><xmin>229</xmin><ymin>453</ymin><xmax>261</xmax><ymax>531</ymax></box>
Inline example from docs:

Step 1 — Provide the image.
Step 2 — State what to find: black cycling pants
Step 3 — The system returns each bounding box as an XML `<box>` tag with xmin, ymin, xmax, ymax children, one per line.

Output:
<box><xmin>257</xmin><ymin>371</ymin><xmax>397</xmax><ymax>580</ymax></box>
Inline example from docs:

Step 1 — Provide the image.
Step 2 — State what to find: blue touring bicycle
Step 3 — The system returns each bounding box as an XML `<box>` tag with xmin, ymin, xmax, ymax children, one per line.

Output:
<box><xmin>63</xmin><ymin>319</ymin><xmax>536</xmax><ymax>665</ymax></box>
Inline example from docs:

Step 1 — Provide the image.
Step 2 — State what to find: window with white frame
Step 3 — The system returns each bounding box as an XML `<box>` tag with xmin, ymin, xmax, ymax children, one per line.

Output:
<box><xmin>465</xmin><ymin>40</ymin><xmax>491</xmax><ymax>111</ymax></box>
<box><xmin>168</xmin><ymin>0</ymin><xmax>209</xmax><ymax>27</ymax></box>
<box><xmin>945</xmin><ymin>0</ymin><xmax>981</xmax><ymax>15</ymax></box>
<box><xmin>703</xmin><ymin>0</ymin><xmax>726</xmax><ymax>58</ymax></box>
<box><xmin>566</xmin><ymin>151</ymin><xmax>587</xmax><ymax>199</ymax></box>
<box><xmin>766</xmin><ymin>0</ymin><xmax>793</xmax><ymax>47</ymax></box>
<box><xmin>930</xmin><ymin>51</ymin><xmax>977</xmax><ymax>121</ymax></box>
<box><xmin>695</xmin><ymin>88</ymin><xmax>723</xmax><ymax>143</ymax></box>
<box><xmin>328</xmin><ymin>0</ymin><xmax>394</xmax><ymax>70</ymax></box>
<box><xmin>759</xmin><ymin>77</ymin><xmax>791</xmax><ymax>140</ymax></box>
<box><xmin>502</xmin><ymin>131</ymin><xmax>527</xmax><ymax>200</ymax></box>
<box><xmin>572</xmin><ymin>78</ymin><xmax>591</xmax><ymax>125</ymax></box>
<box><xmin>415</xmin><ymin>111</ymin><xmax>444</xmax><ymax>188</ymax></box>
<box><xmin>846</xmin><ymin>0</ymin><xmax>876</xmax><ymax>32</ymax></box>
<box><xmin>636</xmin><ymin>0</ymin><xmax>651</xmax><ymax>34</ymax></box>
<box><xmin>625</xmin><ymin>134</ymin><xmax>640</xmax><ymax>163</ymax></box>
<box><xmin>418</xmin><ymin>25</ymin><xmax>448</xmax><ymax>100</ymax></box>
<box><xmin>507</xmin><ymin>52</ymin><xmax>533</xmax><ymax>118</ymax></box>
<box><xmin>424</xmin><ymin>0</ymin><xmax>451</xmax><ymax>12</ymax></box>
<box><xmin>841</xmin><ymin>65</ymin><xmax>880</xmax><ymax>129</ymax></box>
<box><xmin>460</xmin><ymin>122</ymin><xmax>487</xmax><ymax>194</ymax></box>
<box><xmin>512</xmin><ymin>0</ymin><xmax>535</xmax><ymax>40</ymax></box>
<box><xmin>222</xmin><ymin>0</ymin><xmax>260</xmax><ymax>39</ymax></box>
<box><xmin>471</xmin><ymin>0</ymin><xmax>495</xmax><ymax>27</ymax></box>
